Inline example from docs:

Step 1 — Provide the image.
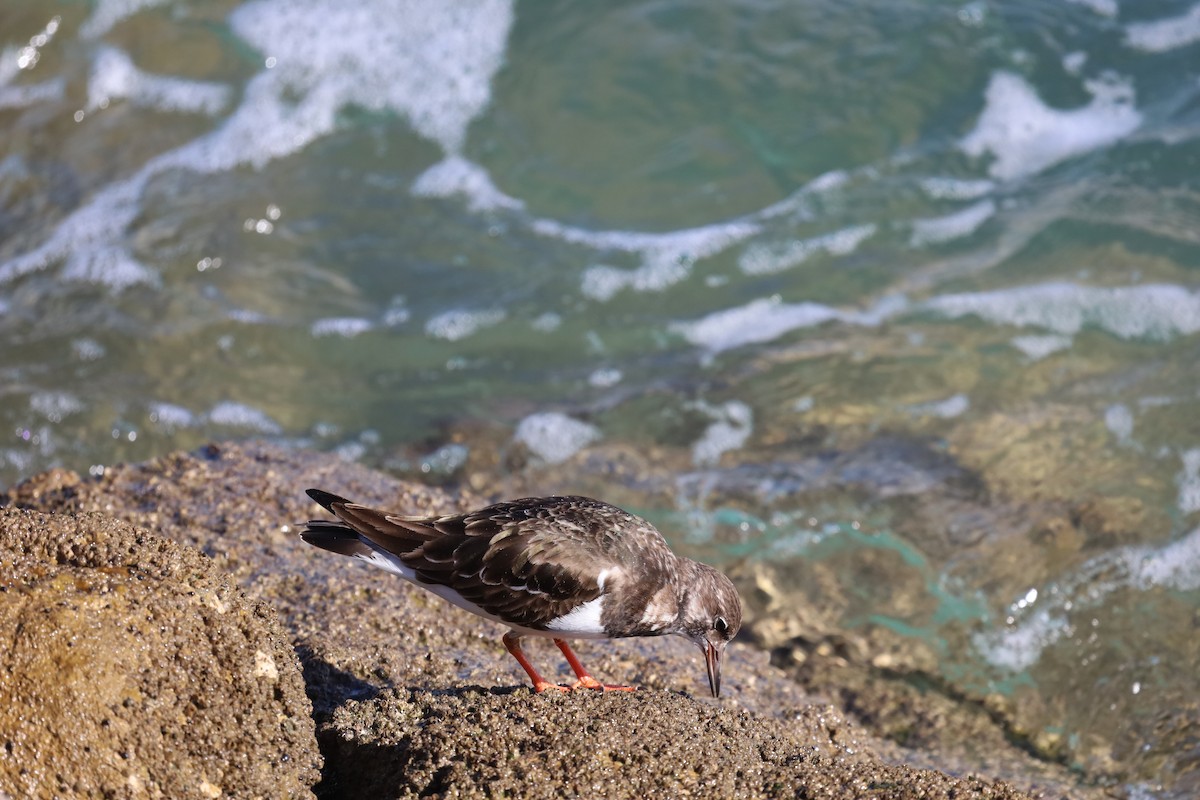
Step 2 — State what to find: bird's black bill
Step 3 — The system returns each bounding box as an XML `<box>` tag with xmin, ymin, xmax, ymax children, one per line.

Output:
<box><xmin>703</xmin><ymin>642</ymin><xmax>721</xmax><ymax>698</ymax></box>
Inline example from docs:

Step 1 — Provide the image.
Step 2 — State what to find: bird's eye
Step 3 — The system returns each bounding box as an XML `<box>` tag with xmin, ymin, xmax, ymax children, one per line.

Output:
<box><xmin>714</xmin><ymin>616</ymin><xmax>728</xmax><ymax>635</ymax></box>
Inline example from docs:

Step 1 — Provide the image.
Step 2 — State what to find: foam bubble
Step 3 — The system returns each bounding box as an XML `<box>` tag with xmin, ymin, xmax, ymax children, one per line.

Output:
<box><xmin>149</xmin><ymin>402</ymin><xmax>198</xmax><ymax>430</ymax></box>
<box><xmin>919</xmin><ymin>177</ymin><xmax>996</xmax><ymax>200</ymax></box>
<box><xmin>3</xmin><ymin>0</ymin><xmax>515</xmax><ymax>289</ymax></box>
<box><xmin>30</xmin><ymin>391</ymin><xmax>85</xmax><ymax>422</ymax></box>
<box><xmin>531</xmin><ymin>312</ymin><xmax>562</xmax><ymax>332</ymax></box>
<box><xmin>1010</xmin><ymin>334</ymin><xmax>1072</xmax><ymax>360</ymax></box>
<box><xmin>411</xmin><ymin>156</ymin><xmax>524</xmax><ymax>212</ymax></box>
<box><xmin>60</xmin><ymin>243</ymin><xmax>159</xmax><ymax>289</ymax></box>
<box><xmin>89</xmin><ymin>46</ymin><xmax>231</xmax><ymax>115</ymax></box>
<box><xmin>70</xmin><ymin>338</ymin><xmax>107</xmax><ymax>361</ymax></box>
<box><xmin>1105</xmin><ymin>404</ymin><xmax>1135</xmax><ymax>444</ymax></box>
<box><xmin>513</xmin><ymin>412</ymin><xmax>600</xmax><ymax>464</ymax></box>
<box><xmin>675</xmin><ymin>297</ymin><xmax>841</xmax><ymax>352</ymax></box>
<box><xmin>674</xmin><ymin>294</ymin><xmax>906</xmax><ymax>354</ymax></box>
<box><xmin>1178</xmin><ymin>449</ymin><xmax>1200</xmax><ymax>514</ymax></box>
<box><xmin>1062</xmin><ymin>51</ymin><xmax>1088</xmax><ymax>76</ymax></box>
<box><xmin>926</xmin><ymin>283</ymin><xmax>1200</xmax><ymax>340</ymax></box>
<box><xmin>550</xmin><ymin>219</ymin><xmax>759</xmax><ymax>302</ymax></box>
<box><xmin>691</xmin><ymin>401</ymin><xmax>753</xmax><ymax>466</ymax></box>
<box><xmin>310</xmin><ymin>317</ymin><xmax>373</xmax><ymax>338</ymax></box>
<box><xmin>206</xmin><ymin>401</ymin><xmax>282</xmax><ymax>434</ymax></box>
<box><xmin>960</xmin><ymin>71</ymin><xmax>1142</xmax><ymax>181</ymax></box>
<box><xmin>1125</xmin><ymin>4</ymin><xmax>1200</xmax><ymax>53</ymax></box>
<box><xmin>975</xmin><ymin>525</ymin><xmax>1200</xmax><ymax>671</ymax></box>
<box><xmin>588</xmin><ymin>368</ymin><xmax>623</xmax><ymax>388</ymax></box>
<box><xmin>0</xmin><ymin>169</ymin><xmax>147</xmax><ymax>288</ymax></box>
<box><xmin>0</xmin><ymin>77</ymin><xmax>64</xmax><ymax>110</ymax></box>
<box><xmin>1128</xmin><ymin>525</ymin><xmax>1200</xmax><ymax>589</ymax></box>
<box><xmin>909</xmin><ymin>394</ymin><xmax>970</xmax><ymax>419</ymax></box>
<box><xmin>424</xmin><ymin>308</ymin><xmax>505</xmax><ymax>341</ymax></box>
<box><xmin>739</xmin><ymin>224</ymin><xmax>877</xmax><ymax>275</ymax></box>
<box><xmin>230</xmin><ymin>0</ymin><xmax>513</xmax><ymax>154</ymax></box>
<box><xmin>909</xmin><ymin>200</ymin><xmax>995</xmax><ymax>246</ymax></box>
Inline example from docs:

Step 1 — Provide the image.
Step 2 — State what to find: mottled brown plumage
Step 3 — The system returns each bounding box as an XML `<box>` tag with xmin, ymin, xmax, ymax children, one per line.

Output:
<box><xmin>300</xmin><ymin>489</ymin><xmax>742</xmax><ymax>696</ymax></box>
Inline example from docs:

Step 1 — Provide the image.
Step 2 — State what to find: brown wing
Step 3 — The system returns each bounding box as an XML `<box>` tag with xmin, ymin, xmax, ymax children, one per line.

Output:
<box><xmin>304</xmin><ymin>491</ymin><xmax>665</xmax><ymax>630</ymax></box>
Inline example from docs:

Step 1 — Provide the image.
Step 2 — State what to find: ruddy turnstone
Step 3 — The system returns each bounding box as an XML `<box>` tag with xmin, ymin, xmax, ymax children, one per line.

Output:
<box><xmin>301</xmin><ymin>489</ymin><xmax>742</xmax><ymax>696</ymax></box>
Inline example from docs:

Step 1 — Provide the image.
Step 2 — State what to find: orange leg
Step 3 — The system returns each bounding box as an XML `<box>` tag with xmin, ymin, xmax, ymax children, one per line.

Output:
<box><xmin>554</xmin><ymin>638</ymin><xmax>636</xmax><ymax>692</ymax></box>
<box><xmin>503</xmin><ymin>632</ymin><xmax>566</xmax><ymax>693</ymax></box>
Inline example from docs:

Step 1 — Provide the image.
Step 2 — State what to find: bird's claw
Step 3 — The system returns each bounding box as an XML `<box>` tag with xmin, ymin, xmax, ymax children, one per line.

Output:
<box><xmin>570</xmin><ymin>676</ymin><xmax>637</xmax><ymax>692</ymax></box>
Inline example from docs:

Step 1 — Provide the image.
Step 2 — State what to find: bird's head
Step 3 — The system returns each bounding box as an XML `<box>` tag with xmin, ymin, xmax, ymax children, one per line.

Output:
<box><xmin>677</xmin><ymin>563</ymin><xmax>742</xmax><ymax>698</ymax></box>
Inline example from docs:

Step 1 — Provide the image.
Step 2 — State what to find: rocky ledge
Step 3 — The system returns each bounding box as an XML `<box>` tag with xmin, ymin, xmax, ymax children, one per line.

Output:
<box><xmin>1</xmin><ymin>442</ymin><xmax>1063</xmax><ymax>798</ymax></box>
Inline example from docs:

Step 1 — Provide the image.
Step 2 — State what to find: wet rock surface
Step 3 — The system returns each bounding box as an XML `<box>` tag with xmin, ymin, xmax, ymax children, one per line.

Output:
<box><xmin>0</xmin><ymin>507</ymin><xmax>320</xmax><ymax>799</ymax></box>
<box><xmin>0</xmin><ymin>441</ymin><xmax>1099</xmax><ymax>798</ymax></box>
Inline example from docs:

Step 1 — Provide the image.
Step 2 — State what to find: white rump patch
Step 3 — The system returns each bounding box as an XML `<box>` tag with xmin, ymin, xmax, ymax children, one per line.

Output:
<box><xmin>545</xmin><ymin>597</ymin><xmax>606</xmax><ymax>636</ymax></box>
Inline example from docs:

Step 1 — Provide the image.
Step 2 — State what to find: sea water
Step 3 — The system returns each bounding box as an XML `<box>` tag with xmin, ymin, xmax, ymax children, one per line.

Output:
<box><xmin>2</xmin><ymin>0</ymin><xmax>1199</xmax><ymax>794</ymax></box>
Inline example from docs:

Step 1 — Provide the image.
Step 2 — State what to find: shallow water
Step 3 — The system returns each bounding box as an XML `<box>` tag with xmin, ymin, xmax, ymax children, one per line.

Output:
<box><xmin>3</xmin><ymin>0</ymin><xmax>1200</xmax><ymax>794</ymax></box>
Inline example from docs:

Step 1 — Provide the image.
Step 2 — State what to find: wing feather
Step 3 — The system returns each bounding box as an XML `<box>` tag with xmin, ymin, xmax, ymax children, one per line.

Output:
<box><xmin>301</xmin><ymin>491</ymin><xmax>674</xmax><ymax>630</ymax></box>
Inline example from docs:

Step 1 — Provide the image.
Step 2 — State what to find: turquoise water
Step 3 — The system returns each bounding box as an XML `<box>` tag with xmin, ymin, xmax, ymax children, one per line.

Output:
<box><xmin>3</xmin><ymin>0</ymin><xmax>1200</xmax><ymax>793</ymax></box>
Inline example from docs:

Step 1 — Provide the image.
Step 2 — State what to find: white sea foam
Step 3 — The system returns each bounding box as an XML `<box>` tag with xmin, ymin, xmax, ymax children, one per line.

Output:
<box><xmin>960</xmin><ymin>71</ymin><xmax>1142</xmax><ymax>181</ymax></box>
<box><xmin>674</xmin><ymin>294</ymin><xmax>906</xmax><ymax>354</ymax></box>
<box><xmin>149</xmin><ymin>402</ymin><xmax>198</xmax><ymax>430</ymax></box>
<box><xmin>2</xmin><ymin>0</ymin><xmax>515</xmax><ymax>290</ymax></box>
<box><xmin>1178</xmin><ymin>449</ymin><xmax>1200</xmax><ymax>514</ymax></box>
<box><xmin>0</xmin><ymin>77</ymin><xmax>64</xmax><ymax>110</ymax></box>
<box><xmin>411</xmin><ymin>156</ymin><xmax>524</xmax><ymax>212</ymax></box>
<box><xmin>30</xmin><ymin>391</ymin><xmax>85</xmax><ymax>422</ymax></box>
<box><xmin>310</xmin><ymin>317</ymin><xmax>373</xmax><ymax>338</ymax></box>
<box><xmin>919</xmin><ymin>177</ymin><xmax>996</xmax><ymax>201</ymax></box>
<box><xmin>513</xmin><ymin>412</ymin><xmax>600</xmax><ymax>464</ymax></box>
<box><xmin>424</xmin><ymin>308</ymin><xmax>505</xmax><ymax>341</ymax></box>
<box><xmin>71</xmin><ymin>338</ymin><xmax>107</xmax><ymax>361</ymax></box>
<box><xmin>925</xmin><ymin>283</ymin><xmax>1200</xmax><ymax>340</ymax></box>
<box><xmin>565</xmin><ymin>219</ymin><xmax>761</xmax><ymax>302</ymax></box>
<box><xmin>1104</xmin><ymin>404</ymin><xmax>1135</xmax><ymax>444</ymax></box>
<box><xmin>975</xmin><ymin>525</ymin><xmax>1200</xmax><ymax>671</ymax></box>
<box><xmin>691</xmin><ymin>401</ymin><xmax>753</xmax><ymax>466</ymax></box>
<box><xmin>89</xmin><ymin>46</ymin><xmax>231</xmax><ymax>115</ymax></box>
<box><xmin>588</xmin><ymin>368</ymin><xmax>623</xmax><ymax>388</ymax></box>
<box><xmin>909</xmin><ymin>394</ymin><xmax>970</xmax><ymax>419</ymax></box>
<box><xmin>531</xmin><ymin>312</ymin><xmax>562</xmax><ymax>332</ymax></box>
<box><xmin>230</xmin><ymin>0</ymin><xmax>513</xmax><ymax>154</ymax></box>
<box><xmin>207</xmin><ymin>401</ymin><xmax>282</xmax><ymax>434</ymax></box>
<box><xmin>1125</xmin><ymin>4</ymin><xmax>1200</xmax><ymax>53</ymax></box>
<box><xmin>1010</xmin><ymin>334</ymin><xmax>1072</xmax><ymax>360</ymax></box>
<box><xmin>909</xmin><ymin>200</ymin><xmax>996</xmax><ymax>246</ymax></box>
<box><xmin>738</xmin><ymin>224</ymin><xmax>877</xmax><ymax>275</ymax></box>
<box><xmin>1062</xmin><ymin>51</ymin><xmax>1088</xmax><ymax>76</ymax></box>
<box><xmin>675</xmin><ymin>297</ymin><xmax>841</xmax><ymax>352</ymax></box>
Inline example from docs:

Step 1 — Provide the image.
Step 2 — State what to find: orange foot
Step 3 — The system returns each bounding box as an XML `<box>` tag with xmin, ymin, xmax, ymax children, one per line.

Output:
<box><xmin>570</xmin><ymin>675</ymin><xmax>637</xmax><ymax>692</ymax></box>
<box><xmin>532</xmin><ymin>680</ymin><xmax>570</xmax><ymax>693</ymax></box>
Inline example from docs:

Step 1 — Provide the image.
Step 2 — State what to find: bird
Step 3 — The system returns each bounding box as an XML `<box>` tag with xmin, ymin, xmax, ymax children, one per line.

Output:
<box><xmin>300</xmin><ymin>489</ymin><xmax>742</xmax><ymax>697</ymax></box>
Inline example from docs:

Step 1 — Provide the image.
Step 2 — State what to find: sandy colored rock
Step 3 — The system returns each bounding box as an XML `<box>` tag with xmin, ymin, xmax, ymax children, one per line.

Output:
<box><xmin>322</xmin><ymin>689</ymin><xmax>1028</xmax><ymax>800</ymax></box>
<box><xmin>6</xmin><ymin>443</ymin><xmax>1044</xmax><ymax>798</ymax></box>
<box><xmin>0</xmin><ymin>508</ymin><xmax>320</xmax><ymax>799</ymax></box>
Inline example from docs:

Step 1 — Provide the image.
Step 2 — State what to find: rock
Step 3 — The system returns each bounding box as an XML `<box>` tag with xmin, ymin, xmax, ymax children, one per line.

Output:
<box><xmin>5</xmin><ymin>442</ymin><xmax>1034</xmax><ymax>798</ymax></box>
<box><xmin>0</xmin><ymin>507</ymin><xmax>320</xmax><ymax>799</ymax></box>
<box><xmin>322</xmin><ymin>689</ymin><xmax>1029</xmax><ymax>799</ymax></box>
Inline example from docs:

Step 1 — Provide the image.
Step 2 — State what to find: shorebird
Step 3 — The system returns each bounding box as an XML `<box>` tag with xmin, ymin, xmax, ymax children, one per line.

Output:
<box><xmin>301</xmin><ymin>489</ymin><xmax>742</xmax><ymax>696</ymax></box>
